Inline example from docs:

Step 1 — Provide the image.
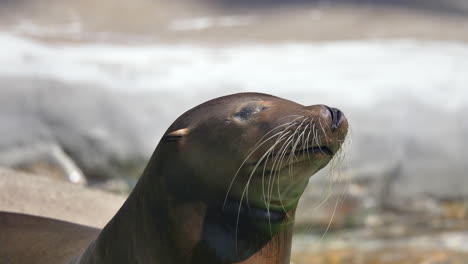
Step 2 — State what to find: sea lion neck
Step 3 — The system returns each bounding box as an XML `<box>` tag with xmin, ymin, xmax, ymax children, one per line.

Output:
<box><xmin>71</xmin><ymin>174</ymin><xmax>181</xmax><ymax>264</ymax></box>
<box><xmin>73</xmin><ymin>161</ymin><xmax>294</xmax><ymax>264</ymax></box>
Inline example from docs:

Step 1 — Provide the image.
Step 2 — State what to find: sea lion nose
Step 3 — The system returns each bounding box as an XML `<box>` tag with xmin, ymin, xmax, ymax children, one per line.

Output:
<box><xmin>324</xmin><ymin>106</ymin><xmax>343</xmax><ymax>132</ymax></box>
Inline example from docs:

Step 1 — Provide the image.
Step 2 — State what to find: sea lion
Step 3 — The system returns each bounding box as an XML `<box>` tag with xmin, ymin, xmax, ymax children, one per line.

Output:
<box><xmin>0</xmin><ymin>92</ymin><xmax>348</xmax><ymax>264</ymax></box>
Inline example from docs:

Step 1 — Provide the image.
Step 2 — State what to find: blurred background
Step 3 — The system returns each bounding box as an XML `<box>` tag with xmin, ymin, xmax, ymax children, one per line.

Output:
<box><xmin>0</xmin><ymin>0</ymin><xmax>467</xmax><ymax>263</ymax></box>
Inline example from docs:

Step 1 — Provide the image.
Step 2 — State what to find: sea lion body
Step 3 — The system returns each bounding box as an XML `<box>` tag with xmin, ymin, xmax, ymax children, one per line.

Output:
<box><xmin>0</xmin><ymin>212</ymin><xmax>98</xmax><ymax>264</ymax></box>
<box><xmin>0</xmin><ymin>93</ymin><xmax>348</xmax><ymax>264</ymax></box>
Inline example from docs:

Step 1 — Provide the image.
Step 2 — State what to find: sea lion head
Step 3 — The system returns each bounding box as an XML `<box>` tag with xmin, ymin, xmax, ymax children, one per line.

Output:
<box><xmin>156</xmin><ymin>93</ymin><xmax>348</xmax><ymax>228</ymax></box>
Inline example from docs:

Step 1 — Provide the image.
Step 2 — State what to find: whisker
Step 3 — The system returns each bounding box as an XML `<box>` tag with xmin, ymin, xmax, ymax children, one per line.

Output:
<box><xmin>230</xmin><ymin>116</ymin><xmax>308</xmax><ymax>250</ymax></box>
<box><xmin>304</xmin><ymin>119</ymin><xmax>315</xmax><ymax>161</ymax></box>
<box><xmin>319</xmin><ymin>119</ymin><xmax>329</xmax><ymax>144</ymax></box>
<box><xmin>224</xmin><ymin>116</ymin><xmax>306</xmax><ymax>209</ymax></box>
<box><xmin>265</xmin><ymin>117</ymin><xmax>308</xmax><ymax>207</ymax></box>
<box><xmin>224</xmin><ymin>130</ymin><xmax>287</xmax><ymax>209</ymax></box>
<box><xmin>288</xmin><ymin>121</ymin><xmax>310</xmax><ymax>176</ymax></box>
<box><xmin>268</xmin><ymin>130</ymin><xmax>297</xmax><ymax>215</ymax></box>
<box><xmin>252</xmin><ymin>116</ymin><xmax>304</xmax><ymax>149</ymax></box>
<box><xmin>267</xmin><ymin>131</ymin><xmax>296</xmax><ymax>210</ymax></box>
<box><xmin>320</xmin><ymin>151</ymin><xmax>350</xmax><ymax>241</ymax></box>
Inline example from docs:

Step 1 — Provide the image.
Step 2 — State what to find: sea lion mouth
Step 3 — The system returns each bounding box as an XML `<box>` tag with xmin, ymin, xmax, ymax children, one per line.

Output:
<box><xmin>271</xmin><ymin>145</ymin><xmax>333</xmax><ymax>157</ymax></box>
<box><xmin>247</xmin><ymin>145</ymin><xmax>333</xmax><ymax>172</ymax></box>
<box><xmin>297</xmin><ymin>146</ymin><xmax>333</xmax><ymax>156</ymax></box>
<box><xmin>221</xmin><ymin>199</ymin><xmax>287</xmax><ymax>223</ymax></box>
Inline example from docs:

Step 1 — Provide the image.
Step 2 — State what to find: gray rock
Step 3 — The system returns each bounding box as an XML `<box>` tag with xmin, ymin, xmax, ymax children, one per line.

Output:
<box><xmin>0</xmin><ymin>77</ymin><xmax>173</xmax><ymax>183</ymax></box>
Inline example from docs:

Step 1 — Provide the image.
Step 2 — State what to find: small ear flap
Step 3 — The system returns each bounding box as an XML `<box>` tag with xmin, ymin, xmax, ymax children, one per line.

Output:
<box><xmin>161</xmin><ymin>128</ymin><xmax>189</xmax><ymax>143</ymax></box>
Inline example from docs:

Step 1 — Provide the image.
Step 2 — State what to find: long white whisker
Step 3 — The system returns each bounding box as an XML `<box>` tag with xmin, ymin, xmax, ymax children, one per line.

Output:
<box><xmin>223</xmin><ymin>128</ymin><xmax>294</xmax><ymax>209</ymax></box>
<box><xmin>231</xmin><ymin>116</ymin><xmax>308</xmax><ymax>249</ymax></box>
<box><xmin>267</xmin><ymin>131</ymin><xmax>297</xmax><ymax>210</ymax></box>
<box><xmin>269</xmin><ymin>129</ymin><xmax>298</xmax><ymax>216</ymax></box>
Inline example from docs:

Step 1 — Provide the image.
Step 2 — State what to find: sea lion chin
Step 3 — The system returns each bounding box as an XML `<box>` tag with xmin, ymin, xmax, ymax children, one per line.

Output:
<box><xmin>0</xmin><ymin>92</ymin><xmax>348</xmax><ymax>264</ymax></box>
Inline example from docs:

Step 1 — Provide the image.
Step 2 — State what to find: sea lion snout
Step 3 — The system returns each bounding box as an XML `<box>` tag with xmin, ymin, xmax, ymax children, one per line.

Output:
<box><xmin>303</xmin><ymin>104</ymin><xmax>348</xmax><ymax>137</ymax></box>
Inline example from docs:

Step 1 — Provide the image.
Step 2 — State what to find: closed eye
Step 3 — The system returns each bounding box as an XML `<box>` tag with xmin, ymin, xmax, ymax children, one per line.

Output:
<box><xmin>233</xmin><ymin>103</ymin><xmax>269</xmax><ymax>121</ymax></box>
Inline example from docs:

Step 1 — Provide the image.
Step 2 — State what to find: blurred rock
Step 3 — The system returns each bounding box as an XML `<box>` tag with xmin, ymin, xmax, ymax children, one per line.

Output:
<box><xmin>292</xmin><ymin>247</ymin><xmax>468</xmax><ymax>264</ymax></box>
<box><xmin>208</xmin><ymin>0</ymin><xmax>468</xmax><ymax>15</ymax></box>
<box><xmin>0</xmin><ymin>77</ymin><xmax>174</xmax><ymax>184</ymax></box>
<box><xmin>2</xmin><ymin>0</ymin><xmax>468</xmax><ymax>43</ymax></box>
<box><xmin>292</xmin><ymin>231</ymin><xmax>468</xmax><ymax>263</ymax></box>
<box><xmin>0</xmin><ymin>167</ymin><xmax>125</xmax><ymax>227</ymax></box>
<box><xmin>0</xmin><ymin>142</ymin><xmax>86</xmax><ymax>184</ymax></box>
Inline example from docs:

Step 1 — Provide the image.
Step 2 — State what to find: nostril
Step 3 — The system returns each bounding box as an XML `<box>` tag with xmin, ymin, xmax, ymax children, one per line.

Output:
<box><xmin>334</xmin><ymin>108</ymin><xmax>342</xmax><ymax>124</ymax></box>
<box><xmin>325</xmin><ymin>106</ymin><xmax>343</xmax><ymax>132</ymax></box>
